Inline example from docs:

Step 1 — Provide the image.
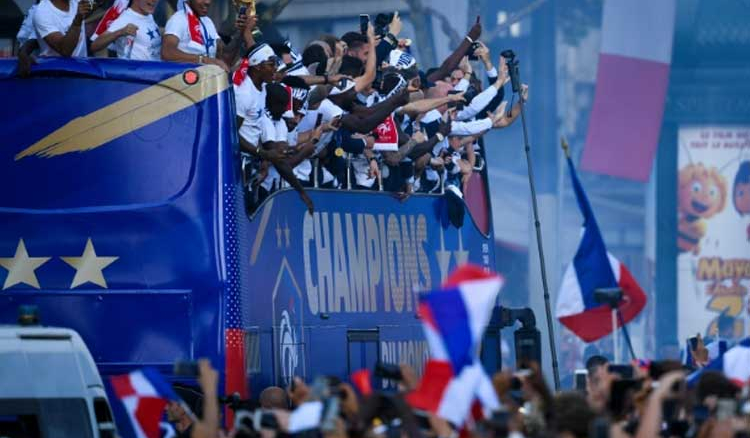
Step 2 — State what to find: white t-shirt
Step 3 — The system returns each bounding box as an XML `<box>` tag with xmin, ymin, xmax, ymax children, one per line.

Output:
<box><xmin>105</xmin><ymin>8</ymin><xmax>161</xmax><ymax>61</ymax></box>
<box><xmin>164</xmin><ymin>9</ymin><xmax>219</xmax><ymax>58</ymax></box>
<box><xmin>33</xmin><ymin>0</ymin><xmax>87</xmax><ymax>57</ymax></box>
<box><xmin>257</xmin><ymin>115</ymin><xmax>289</xmax><ymax>191</ymax></box>
<box><xmin>16</xmin><ymin>4</ymin><xmax>37</xmax><ymax>46</ymax></box>
<box><xmin>236</xmin><ymin>80</ymin><xmax>267</xmax><ymax>146</ymax></box>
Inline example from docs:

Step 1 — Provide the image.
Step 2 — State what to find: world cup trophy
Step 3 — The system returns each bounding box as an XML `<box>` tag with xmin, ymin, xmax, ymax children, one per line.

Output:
<box><xmin>234</xmin><ymin>0</ymin><xmax>262</xmax><ymax>39</ymax></box>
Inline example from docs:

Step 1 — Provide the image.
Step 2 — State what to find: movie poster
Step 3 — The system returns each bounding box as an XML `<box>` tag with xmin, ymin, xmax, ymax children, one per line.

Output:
<box><xmin>677</xmin><ymin>126</ymin><xmax>750</xmax><ymax>344</ymax></box>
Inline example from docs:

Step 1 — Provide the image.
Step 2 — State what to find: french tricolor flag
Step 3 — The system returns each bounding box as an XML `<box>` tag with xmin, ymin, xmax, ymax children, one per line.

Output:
<box><xmin>688</xmin><ymin>338</ymin><xmax>750</xmax><ymax>388</ymax></box>
<box><xmin>581</xmin><ymin>0</ymin><xmax>676</xmax><ymax>181</ymax></box>
<box><xmin>407</xmin><ymin>265</ymin><xmax>503</xmax><ymax>426</ymax></box>
<box><xmin>106</xmin><ymin>368</ymin><xmax>180</xmax><ymax>438</ymax></box>
<box><xmin>555</xmin><ymin>155</ymin><xmax>647</xmax><ymax>342</ymax></box>
<box><xmin>91</xmin><ymin>0</ymin><xmax>129</xmax><ymax>40</ymax></box>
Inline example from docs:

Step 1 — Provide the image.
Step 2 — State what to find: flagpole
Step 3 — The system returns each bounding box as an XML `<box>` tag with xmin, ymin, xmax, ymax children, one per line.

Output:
<box><xmin>505</xmin><ymin>51</ymin><xmax>560</xmax><ymax>390</ymax></box>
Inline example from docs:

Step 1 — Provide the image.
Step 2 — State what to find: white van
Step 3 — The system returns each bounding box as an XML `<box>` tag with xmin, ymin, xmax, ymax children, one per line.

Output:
<box><xmin>0</xmin><ymin>324</ymin><xmax>116</xmax><ymax>438</ymax></box>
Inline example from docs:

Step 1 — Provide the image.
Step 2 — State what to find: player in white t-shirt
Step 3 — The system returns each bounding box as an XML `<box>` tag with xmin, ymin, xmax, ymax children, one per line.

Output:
<box><xmin>162</xmin><ymin>0</ymin><xmax>253</xmax><ymax>71</ymax></box>
<box><xmin>32</xmin><ymin>0</ymin><xmax>91</xmax><ymax>57</ymax></box>
<box><xmin>89</xmin><ymin>0</ymin><xmax>160</xmax><ymax>60</ymax></box>
<box><xmin>235</xmin><ymin>43</ymin><xmax>278</xmax><ymax>145</ymax></box>
<box><xmin>240</xmin><ymin>83</ymin><xmax>316</xmax><ymax>215</ymax></box>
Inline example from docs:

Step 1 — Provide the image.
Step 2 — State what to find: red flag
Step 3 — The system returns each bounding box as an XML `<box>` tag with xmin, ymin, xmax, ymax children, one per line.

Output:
<box><xmin>92</xmin><ymin>0</ymin><xmax>128</xmax><ymax>40</ymax></box>
<box><xmin>351</xmin><ymin>369</ymin><xmax>372</xmax><ymax>396</ymax></box>
<box><xmin>186</xmin><ymin>5</ymin><xmax>204</xmax><ymax>45</ymax></box>
<box><xmin>233</xmin><ymin>58</ymin><xmax>249</xmax><ymax>86</ymax></box>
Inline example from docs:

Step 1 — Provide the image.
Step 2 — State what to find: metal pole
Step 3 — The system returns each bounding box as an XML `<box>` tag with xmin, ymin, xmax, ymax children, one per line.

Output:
<box><xmin>346</xmin><ymin>154</ymin><xmax>351</xmax><ymax>190</ymax></box>
<box><xmin>517</xmin><ymin>96</ymin><xmax>561</xmax><ymax>390</ymax></box>
<box><xmin>612</xmin><ymin>308</ymin><xmax>620</xmax><ymax>364</ymax></box>
<box><xmin>378</xmin><ymin>161</ymin><xmax>383</xmax><ymax>191</ymax></box>
<box><xmin>313</xmin><ymin>158</ymin><xmax>319</xmax><ymax>188</ymax></box>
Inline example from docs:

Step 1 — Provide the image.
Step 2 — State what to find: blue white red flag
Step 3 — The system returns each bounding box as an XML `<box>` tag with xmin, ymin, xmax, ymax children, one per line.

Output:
<box><xmin>92</xmin><ymin>0</ymin><xmax>129</xmax><ymax>40</ymax></box>
<box><xmin>407</xmin><ymin>264</ymin><xmax>503</xmax><ymax>425</ymax></box>
<box><xmin>555</xmin><ymin>156</ymin><xmax>647</xmax><ymax>342</ymax></box>
<box><xmin>688</xmin><ymin>338</ymin><xmax>750</xmax><ymax>388</ymax></box>
<box><xmin>106</xmin><ymin>367</ymin><xmax>180</xmax><ymax>438</ymax></box>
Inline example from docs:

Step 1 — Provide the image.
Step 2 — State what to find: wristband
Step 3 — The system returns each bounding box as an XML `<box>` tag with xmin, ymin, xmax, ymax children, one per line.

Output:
<box><xmin>323</xmin><ymin>74</ymin><xmax>329</xmax><ymax>85</ymax></box>
<box><xmin>436</xmin><ymin>133</ymin><xmax>445</xmax><ymax>142</ymax></box>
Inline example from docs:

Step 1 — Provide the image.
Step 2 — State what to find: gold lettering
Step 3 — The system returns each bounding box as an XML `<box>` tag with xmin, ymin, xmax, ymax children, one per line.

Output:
<box><xmin>332</xmin><ymin>213</ymin><xmax>351</xmax><ymax>312</ymax></box>
<box><xmin>379</xmin><ymin>214</ymin><xmax>391</xmax><ymax>312</ymax></box>
<box><xmin>303</xmin><ymin>213</ymin><xmax>318</xmax><ymax>314</ymax></box>
<box><xmin>314</xmin><ymin>212</ymin><xmax>333</xmax><ymax>313</ymax></box>
<box><xmin>346</xmin><ymin>214</ymin><xmax>369</xmax><ymax>312</ymax></box>
<box><xmin>400</xmin><ymin>215</ymin><xmax>418</xmax><ymax>311</ymax></box>
<box><xmin>387</xmin><ymin>214</ymin><xmax>404</xmax><ymax>312</ymax></box>
<box><xmin>365</xmin><ymin>215</ymin><xmax>381</xmax><ymax>312</ymax></box>
<box><xmin>416</xmin><ymin>215</ymin><xmax>432</xmax><ymax>291</ymax></box>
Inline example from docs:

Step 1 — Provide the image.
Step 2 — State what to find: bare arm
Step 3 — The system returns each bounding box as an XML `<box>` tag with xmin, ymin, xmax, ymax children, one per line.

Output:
<box><xmin>426</xmin><ymin>18</ymin><xmax>481</xmax><ymax>83</ymax></box>
<box><xmin>354</xmin><ymin>24</ymin><xmax>377</xmax><ymax>93</ymax></box>
<box><xmin>341</xmin><ymin>90</ymin><xmax>409</xmax><ymax>134</ymax></box>
<box><xmin>190</xmin><ymin>360</ymin><xmax>219</xmax><ymax>438</ymax></box>
<box><xmin>220</xmin><ymin>14</ymin><xmax>256</xmax><ymax>67</ymax></box>
<box><xmin>42</xmin><ymin>1</ymin><xmax>91</xmax><ymax>57</ymax></box>
<box><xmin>17</xmin><ymin>39</ymin><xmax>40</xmax><ymax>77</ymax></box>
<box><xmin>397</xmin><ymin>95</ymin><xmax>457</xmax><ymax>119</ymax></box>
<box><xmin>90</xmin><ymin>24</ymin><xmax>136</xmax><ymax>54</ymax></box>
<box><xmin>161</xmin><ymin>34</ymin><xmax>229</xmax><ymax>71</ymax></box>
<box><xmin>261</xmin><ymin>141</ymin><xmax>314</xmax><ymax>215</ymax></box>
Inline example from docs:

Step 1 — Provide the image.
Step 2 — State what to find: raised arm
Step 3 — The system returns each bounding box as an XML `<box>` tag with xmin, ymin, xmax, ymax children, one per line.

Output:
<box><xmin>341</xmin><ymin>89</ymin><xmax>410</xmax><ymax>133</ymax></box>
<box><xmin>426</xmin><ymin>16</ymin><xmax>481</xmax><ymax>83</ymax></box>
<box><xmin>219</xmin><ymin>14</ymin><xmax>257</xmax><ymax>67</ymax></box>
<box><xmin>397</xmin><ymin>94</ymin><xmax>461</xmax><ymax>119</ymax></box>
<box><xmin>354</xmin><ymin>24</ymin><xmax>377</xmax><ymax>93</ymax></box>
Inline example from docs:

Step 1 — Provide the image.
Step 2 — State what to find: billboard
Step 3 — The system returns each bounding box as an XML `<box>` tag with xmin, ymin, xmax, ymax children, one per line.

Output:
<box><xmin>677</xmin><ymin>126</ymin><xmax>750</xmax><ymax>343</ymax></box>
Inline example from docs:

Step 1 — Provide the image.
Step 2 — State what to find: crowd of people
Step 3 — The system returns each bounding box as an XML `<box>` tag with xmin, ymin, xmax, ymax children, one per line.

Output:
<box><xmin>171</xmin><ymin>347</ymin><xmax>750</xmax><ymax>438</ymax></box>
<box><xmin>15</xmin><ymin>0</ymin><xmax>526</xmax><ymax>214</ymax></box>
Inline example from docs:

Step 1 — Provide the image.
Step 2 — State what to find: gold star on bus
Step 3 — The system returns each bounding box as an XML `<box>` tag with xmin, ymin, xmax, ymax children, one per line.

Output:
<box><xmin>0</xmin><ymin>239</ymin><xmax>50</xmax><ymax>290</ymax></box>
<box><xmin>61</xmin><ymin>238</ymin><xmax>119</xmax><ymax>289</ymax></box>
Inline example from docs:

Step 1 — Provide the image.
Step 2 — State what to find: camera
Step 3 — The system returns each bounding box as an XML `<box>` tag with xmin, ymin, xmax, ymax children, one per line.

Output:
<box><xmin>359</xmin><ymin>14</ymin><xmax>370</xmax><ymax>36</ymax></box>
<box><xmin>467</xmin><ymin>41</ymin><xmax>481</xmax><ymax>61</ymax></box>
<box><xmin>374</xmin><ymin>361</ymin><xmax>403</xmax><ymax>381</ymax></box>
<box><xmin>500</xmin><ymin>49</ymin><xmax>522</xmax><ymax>93</ymax></box>
<box><xmin>594</xmin><ymin>288</ymin><xmax>623</xmax><ymax>308</ymax></box>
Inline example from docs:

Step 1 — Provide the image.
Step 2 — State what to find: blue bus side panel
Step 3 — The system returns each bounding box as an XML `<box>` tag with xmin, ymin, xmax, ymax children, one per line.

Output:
<box><xmin>241</xmin><ymin>189</ymin><xmax>496</xmax><ymax>389</ymax></box>
<box><xmin>0</xmin><ymin>60</ymin><xmax>230</xmax><ymax>377</ymax></box>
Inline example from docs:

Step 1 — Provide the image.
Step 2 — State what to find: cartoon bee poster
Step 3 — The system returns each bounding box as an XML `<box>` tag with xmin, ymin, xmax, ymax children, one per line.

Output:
<box><xmin>677</xmin><ymin>126</ymin><xmax>750</xmax><ymax>345</ymax></box>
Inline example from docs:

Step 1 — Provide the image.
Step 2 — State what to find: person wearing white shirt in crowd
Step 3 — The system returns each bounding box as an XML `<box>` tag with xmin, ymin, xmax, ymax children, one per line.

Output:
<box><xmin>32</xmin><ymin>0</ymin><xmax>92</xmax><ymax>57</ymax></box>
<box><xmin>15</xmin><ymin>1</ymin><xmax>39</xmax><ymax>51</ymax></box>
<box><xmin>235</xmin><ymin>43</ymin><xmax>278</xmax><ymax>150</ymax></box>
<box><xmin>161</xmin><ymin>0</ymin><xmax>253</xmax><ymax>71</ymax></box>
<box><xmin>89</xmin><ymin>0</ymin><xmax>161</xmax><ymax>60</ymax></box>
<box><xmin>239</xmin><ymin>83</ymin><xmax>316</xmax><ymax>215</ymax></box>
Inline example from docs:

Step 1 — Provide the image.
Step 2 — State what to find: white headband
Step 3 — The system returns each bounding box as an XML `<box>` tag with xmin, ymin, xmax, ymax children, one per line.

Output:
<box><xmin>329</xmin><ymin>79</ymin><xmax>355</xmax><ymax>96</ymax></box>
<box><xmin>248</xmin><ymin>44</ymin><xmax>276</xmax><ymax>67</ymax></box>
